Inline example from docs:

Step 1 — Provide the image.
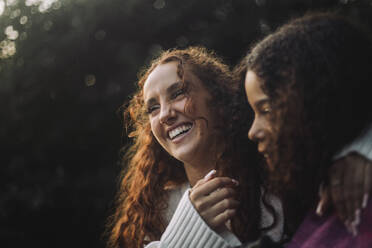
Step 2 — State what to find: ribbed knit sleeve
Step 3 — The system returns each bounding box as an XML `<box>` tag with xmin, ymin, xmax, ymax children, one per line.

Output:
<box><xmin>334</xmin><ymin>125</ymin><xmax>372</xmax><ymax>161</ymax></box>
<box><xmin>156</xmin><ymin>189</ymin><xmax>241</xmax><ymax>248</ymax></box>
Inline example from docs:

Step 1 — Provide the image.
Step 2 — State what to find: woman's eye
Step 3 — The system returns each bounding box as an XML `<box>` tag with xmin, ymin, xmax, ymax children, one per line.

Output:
<box><xmin>261</xmin><ymin>107</ymin><xmax>272</xmax><ymax>114</ymax></box>
<box><xmin>171</xmin><ymin>89</ymin><xmax>185</xmax><ymax>99</ymax></box>
<box><xmin>147</xmin><ymin>105</ymin><xmax>159</xmax><ymax>114</ymax></box>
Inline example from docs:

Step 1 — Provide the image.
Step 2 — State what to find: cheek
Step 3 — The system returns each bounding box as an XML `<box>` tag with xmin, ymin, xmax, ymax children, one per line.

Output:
<box><xmin>149</xmin><ymin>119</ymin><xmax>162</xmax><ymax>141</ymax></box>
<box><xmin>177</xmin><ymin>99</ymin><xmax>188</xmax><ymax>111</ymax></box>
<box><xmin>192</xmin><ymin>97</ymin><xmax>212</xmax><ymax>119</ymax></box>
<box><xmin>264</xmin><ymin>120</ymin><xmax>275</xmax><ymax>139</ymax></box>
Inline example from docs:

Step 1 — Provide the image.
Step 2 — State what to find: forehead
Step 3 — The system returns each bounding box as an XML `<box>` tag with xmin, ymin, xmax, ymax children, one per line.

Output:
<box><xmin>245</xmin><ymin>70</ymin><xmax>262</xmax><ymax>92</ymax></box>
<box><xmin>245</xmin><ymin>70</ymin><xmax>268</xmax><ymax>103</ymax></box>
<box><xmin>143</xmin><ymin>61</ymin><xmax>180</xmax><ymax>100</ymax></box>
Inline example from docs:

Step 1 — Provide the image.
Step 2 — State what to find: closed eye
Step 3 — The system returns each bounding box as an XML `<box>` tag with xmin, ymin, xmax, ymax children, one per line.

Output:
<box><xmin>260</xmin><ymin>106</ymin><xmax>271</xmax><ymax>115</ymax></box>
<box><xmin>170</xmin><ymin>88</ymin><xmax>185</xmax><ymax>100</ymax></box>
<box><xmin>147</xmin><ymin>104</ymin><xmax>160</xmax><ymax>114</ymax></box>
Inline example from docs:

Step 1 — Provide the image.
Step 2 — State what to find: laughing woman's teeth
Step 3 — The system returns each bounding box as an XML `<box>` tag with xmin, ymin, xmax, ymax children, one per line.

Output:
<box><xmin>169</xmin><ymin>124</ymin><xmax>192</xmax><ymax>139</ymax></box>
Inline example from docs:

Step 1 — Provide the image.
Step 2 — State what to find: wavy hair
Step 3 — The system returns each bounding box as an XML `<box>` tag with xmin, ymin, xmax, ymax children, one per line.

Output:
<box><xmin>106</xmin><ymin>47</ymin><xmax>265</xmax><ymax>248</ymax></box>
<box><xmin>243</xmin><ymin>12</ymin><xmax>372</xmax><ymax>233</ymax></box>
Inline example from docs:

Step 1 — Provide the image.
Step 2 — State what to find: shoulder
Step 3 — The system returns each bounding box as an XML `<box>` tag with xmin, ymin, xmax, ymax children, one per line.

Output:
<box><xmin>260</xmin><ymin>193</ymin><xmax>284</xmax><ymax>242</ymax></box>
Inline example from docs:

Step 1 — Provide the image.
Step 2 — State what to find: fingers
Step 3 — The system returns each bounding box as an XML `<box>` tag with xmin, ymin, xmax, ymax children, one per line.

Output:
<box><xmin>189</xmin><ymin>171</ymin><xmax>240</xmax><ymax>231</ymax></box>
<box><xmin>190</xmin><ymin>178</ymin><xmax>238</xmax><ymax>212</ymax></box>
<box><xmin>363</xmin><ymin>160</ymin><xmax>372</xmax><ymax>208</ymax></box>
<box><xmin>343</xmin><ymin>157</ymin><xmax>361</xmax><ymax>224</ymax></box>
<box><xmin>210</xmin><ymin>209</ymin><xmax>237</xmax><ymax>229</ymax></box>
<box><xmin>330</xmin><ymin>153</ymin><xmax>372</xmax><ymax>236</ymax></box>
<box><xmin>316</xmin><ymin>184</ymin><xmax>331</xmax><ymax>216</ymax></box>
<box><xmin>330</xmin><ymin>159</ymin><xmax>347</xmax><ymax>222</ymax></box>
<box><xmin>192</xmin><ymin>169</ymin><xmax>217</xmax><ymax>189</ymax></box>
<box><xmin>204</xmin><ymin>187</ymin><xmax>237</xmax><ymax>209</ymax></box>
<box><xmin>204</xmin><ymin>169</ymin><xmax>217</xmax><ymax>181</ymax></box>
<box><xmin>351</xmin><ymin>157</ymin><xmax>365</xmax><ymax>216</ymax></box>
<box><xmin>203</xmin><ymin>198</ymin><xmax>239</xmax><ymax>222</ymax></box>
<box><xmin>191</xmin><ymin>177</ymin><xmax>238</xmax><ymax>200</ymax></box>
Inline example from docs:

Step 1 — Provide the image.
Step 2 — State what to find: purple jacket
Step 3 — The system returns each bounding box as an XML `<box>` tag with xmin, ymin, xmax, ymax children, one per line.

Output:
<box><xmin>287</xmin><ymin>199</ymin><xmax>372</xmax><ymax>248</ymax></box>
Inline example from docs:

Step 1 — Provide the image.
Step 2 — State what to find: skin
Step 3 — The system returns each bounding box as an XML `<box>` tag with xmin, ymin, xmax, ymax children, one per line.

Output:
<box><xmin>143</xmin><ymin>61</ymin><xmax>239</xmax><ymax>231</ymax></box>
<box><xmin>321</xmin><ymin>154</ymin><xmax>372</xmax><ymax>235</ymax></box>
<box><xmin>191</xmin><ymin>172</ymin><xmax>239</xmax><ymax>231</ymax></box>
<box><xmin>245</xmin><ymin>71</ymin><xmax>274</xmax><ymax>167</ymax></box>
<box><xmin>245</xmin><ymin>69</ymin><xmax>372</xmax><ymax>234</ymax></box>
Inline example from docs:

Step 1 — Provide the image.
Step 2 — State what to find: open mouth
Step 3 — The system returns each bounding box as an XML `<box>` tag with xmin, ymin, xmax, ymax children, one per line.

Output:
<box><xmin>168</xmin><ymin>123</ymin><xmax>193</xmax><ymax>140</ymax></box>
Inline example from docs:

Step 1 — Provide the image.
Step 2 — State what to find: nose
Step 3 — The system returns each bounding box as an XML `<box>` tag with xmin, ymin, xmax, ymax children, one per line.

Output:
<box><xmin>159</xmin><ymin>103</ymin><xmax>176</xmax><ymax>125</ymax></box>
<box><xmin>248</xmin><ymin>118</ymin><xmax>265</xmax><ymax>142</ymax></box>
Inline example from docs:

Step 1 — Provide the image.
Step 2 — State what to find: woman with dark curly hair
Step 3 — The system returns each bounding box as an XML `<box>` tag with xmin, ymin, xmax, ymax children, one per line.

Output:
<box><xmin>106</xmin><ymin>47</ymin><xmax>283</xmax><ymax>248</ymax></box>
<box><xmin>243</xmin><ymin>12</ymin><xmax>372</xmax><ymax>247</ymax></box>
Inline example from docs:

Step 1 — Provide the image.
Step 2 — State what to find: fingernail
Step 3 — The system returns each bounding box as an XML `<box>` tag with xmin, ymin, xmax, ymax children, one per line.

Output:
<box><xmin>353</xmin><ymin>209</ymin><xmax>361</xmax><ymax>230</ymax></box>
<box><xmin>316</xmin><ymin>201</ymin><xmax>323</xmax><ymax>216</ymax></box>
<box><xmin>345</xmin><ymin>220</ymin><xmax>352</xmax><ymax>234</ymax></box>
<box><xmin>204</xmin><ymin>169</ymin><xmax>216</xmax><ymax>180</ymax></box>
<box><xmin>362</xmin><ymin>193</ymin><xmax>369</xmax><ymax>209</ymax></box>
<box><xmin>350</xmin><ymin>219</ymin><xmax>358</xmax><ymax>237</ymax></box>
<box><xmin>231</xmin><ymin>179</ymin><xmax>239</xmax><ymax>186</ymax></box>
<box><xmin>355</xmin><ymin>209</ymin><xmax>361</xmax><ymax>225</ymax></box>
<box><xmin>351</xmin><ymin>224</ymin><xmax>358</xmax><ymax>237</ymax></box>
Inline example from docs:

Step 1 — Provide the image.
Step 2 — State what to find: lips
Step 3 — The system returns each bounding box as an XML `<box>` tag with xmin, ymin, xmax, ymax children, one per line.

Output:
<box><xmin>260</xmin><ymin>150</ymin><xmax>269</xmax><ymax>159</ymax></box>
<box><xmin>258</xmin><ymin>146</ymin><xmax>266</xmax><ymax>155</ymax></box>
<box><xmin>258</xmin><ymin>146</ymin><xmax>274</xmax><ymax>167</ymax></box>
<box><xmin>168</xmin><ymin>123</ymin><xmax>193</xmax><ymax>140</ymax></box>
<box><xmin>258</xmin><ymin>145</ymin><xmax>269</xmax><ymax>159</ymax></box>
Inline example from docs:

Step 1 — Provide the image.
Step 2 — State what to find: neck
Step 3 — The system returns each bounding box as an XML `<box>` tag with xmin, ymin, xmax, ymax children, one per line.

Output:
<box><xmin>181</xmin><ymin>133</ymin><xmax>226</xmax><ymax>186</ymax></box>
<box><xmin>183</xmin><ymin>162</ymin><xmax>216</xmax><ymax>187</ymax></box>
<box><xmin>183</xmin><ymin>144</ymin><xmax>224</xmax><ymax>187</ymax></box>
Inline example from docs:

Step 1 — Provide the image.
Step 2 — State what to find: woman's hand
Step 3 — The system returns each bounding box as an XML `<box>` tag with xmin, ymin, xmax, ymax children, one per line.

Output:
<box><xmin>317</xmin><ymin>153</ymin><xmax>372</xmax><ymax>235</ymax></box>
<box><xmin>189</xmin><ymin>170</ymin><xmax>239</xmax><ymax>232</ymax></box>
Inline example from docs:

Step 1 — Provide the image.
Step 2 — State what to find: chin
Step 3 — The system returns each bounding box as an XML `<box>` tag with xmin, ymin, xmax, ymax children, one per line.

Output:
<box><xmin>263</xmin><ymin>156</ymin><xmax>274</xmax><ymax>169</ymax></box>
<box><xmin>172</xmin><ymin>147</ymin><xmax>198</xmax><ymax>165</ymax></box>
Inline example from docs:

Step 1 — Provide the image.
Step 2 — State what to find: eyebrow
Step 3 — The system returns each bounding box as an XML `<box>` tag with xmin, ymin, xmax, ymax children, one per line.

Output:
<box><xmin>145</xmin><ymin>81</ymin><xmax>183</xmax><ymax>107</ymax></box>
<box><xmin>254</xmin><ymin>98</ymin><xmax>270</xmax><ymax>109</ymax></box>
<box><xmin>166</xmin><ymin>81</ymin><xmax>183</xmax><ymax>94</ymax></box>
<box><xmin>145</xmin><ymin>98</ymin><xmax>157</xmax><ymax>108</ymax></box>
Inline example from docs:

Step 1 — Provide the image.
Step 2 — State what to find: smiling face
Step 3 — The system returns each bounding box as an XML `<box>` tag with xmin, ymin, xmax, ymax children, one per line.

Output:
<box><xmin>245</xmin><ymin>70</ymin><xmax>276</xmax><ymax>167</ymax></box>
<box><xmin>143</xmin><ymin>61</ymin><xmax>220</xmax><ymax>166</ymax></box>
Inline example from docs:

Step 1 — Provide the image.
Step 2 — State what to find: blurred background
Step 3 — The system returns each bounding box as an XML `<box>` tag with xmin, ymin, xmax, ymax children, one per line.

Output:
<box><xmin>1</xmin><ymin>0</ymin><xmax>372</xmax><ymax>247</ymax></box>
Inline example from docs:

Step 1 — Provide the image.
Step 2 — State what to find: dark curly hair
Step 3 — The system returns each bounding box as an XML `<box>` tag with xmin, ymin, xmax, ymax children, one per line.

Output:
<box><xmin>242</xmin><ymin>12</ymin><xmax>372</xmax><ymax>233</ymax></box>
<box><xmin>106</xmin><ymin>47</ymin><xmax>268</xmax><ymax>248</ymax></box>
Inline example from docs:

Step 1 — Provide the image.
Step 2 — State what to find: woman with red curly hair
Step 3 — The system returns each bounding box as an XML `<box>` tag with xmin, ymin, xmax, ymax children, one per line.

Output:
<box><xmin>106</xmin><ymin>47</ymin><xmax>283</xmax><ymax>248</ymax></box>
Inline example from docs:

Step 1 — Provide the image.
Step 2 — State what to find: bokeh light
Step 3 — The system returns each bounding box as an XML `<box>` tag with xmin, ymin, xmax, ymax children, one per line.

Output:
<box><xmin>25</xmin><ymin>0</ymin><xmax>59</xmax><ymax>13</ymax></box>
<box><xmin>7</xmin><ymin>0</ymin><xmax>19</xmax><ymax>6</ymax></box>
<box><xmin>0</xmin><ymin>39</ymin><xmax>16</xmax><ymax>58</ymax></box>
<box><xmin>85</xmin><ymin>74</ymin><xmax>96</xmax><ymax>87</ymax></box>
<box><xmin>153</xmin><ymin>0</ymin><xmax>165</xmax><ymax>10</ymax></box>
<box><xmin>19</xmin><ymin>15</ymin><xmax>28</xmax><ymax>24</ymax></box>
<box><xmin>5</xmin><ymin>25</ymin><xmax>19</xmax><ymax>39</ymax></box>
<box><xmin>0</xmin><ymin>1</ymin><xmax>5</xmax><ymax>16</ymax></box>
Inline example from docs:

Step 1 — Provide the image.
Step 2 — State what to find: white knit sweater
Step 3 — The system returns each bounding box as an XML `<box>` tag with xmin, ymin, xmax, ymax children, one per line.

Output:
<box><xmin>145</xmin><ymin>184</ymin><xmax>283</xmax><ymax>248</ymax></box>
<box><xmin>144</xmin><ymin>126</ymin><xmax>372</xmax><ymax>248</ymax></box>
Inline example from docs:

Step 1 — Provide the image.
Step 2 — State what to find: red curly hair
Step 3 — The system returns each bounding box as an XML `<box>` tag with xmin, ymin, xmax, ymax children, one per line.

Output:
<box><xmin>106</xmin><ymin>47</ymin><xmax>266</xmax><ymax>248</ymax></box>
